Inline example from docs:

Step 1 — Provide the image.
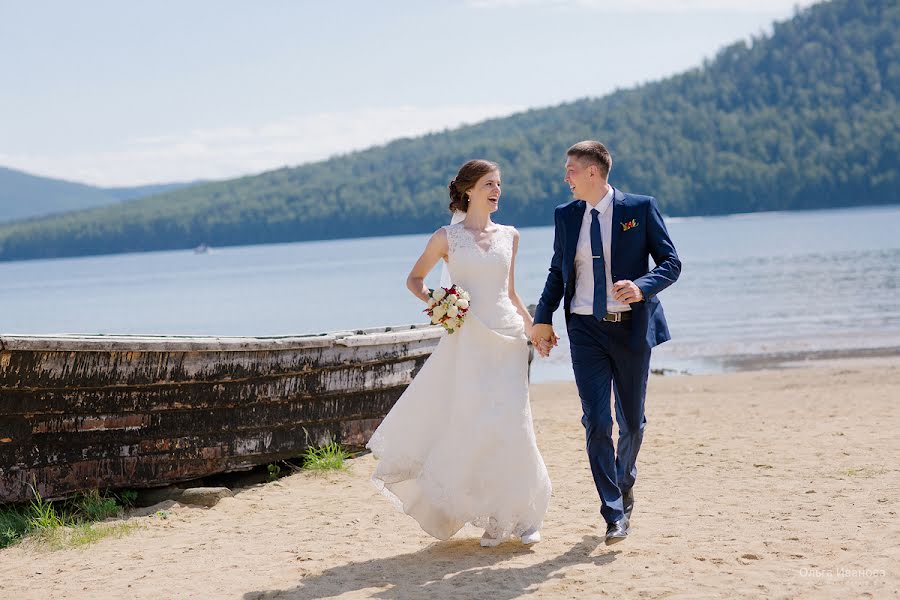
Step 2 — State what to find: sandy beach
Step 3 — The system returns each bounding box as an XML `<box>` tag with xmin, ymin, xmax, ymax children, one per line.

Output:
<box><xmin>1</xmin><ymin>358</ymin><xmax>897</xmax><ymax>599</ymax></box>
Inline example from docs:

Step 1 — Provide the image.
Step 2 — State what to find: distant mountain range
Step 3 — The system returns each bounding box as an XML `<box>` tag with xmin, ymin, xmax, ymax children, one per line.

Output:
<box><xmin>0</xmin><ymin>166</ymin><xmax>201</xmax><ymax>223</ymax></box>
<box><xmin>0</xmin><ymin>0</ymin><xmax>896</xmax><ymax>262</ymax></box>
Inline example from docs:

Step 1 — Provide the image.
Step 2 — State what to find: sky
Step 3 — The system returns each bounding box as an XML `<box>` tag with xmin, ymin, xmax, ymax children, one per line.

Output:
<box><xmin>0</xmin><ymin>0</ymin><xmax>817</xmax><ymax>187</ymax></box>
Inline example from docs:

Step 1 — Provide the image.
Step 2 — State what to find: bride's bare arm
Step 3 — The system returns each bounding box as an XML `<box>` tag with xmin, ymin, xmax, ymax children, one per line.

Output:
<box><xmin>406</xmin><ymin>228</ymin><xmax>449</xmax><ymax>302</ymax></box>
<box><xmin>508</xmin><ymin>229</ymin><xmax>535</xmax><ymax>336</ymax></box>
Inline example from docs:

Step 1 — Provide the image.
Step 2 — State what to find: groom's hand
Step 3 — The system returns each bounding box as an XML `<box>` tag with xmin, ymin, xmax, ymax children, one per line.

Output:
<box><xmin>612</xmin><ymin>280</ymin><xmax>644</xmax><ymax>304</ymax></box>
<box><xmin>531</xmin><ymin>323</ymin><xmax>558</xmax><ymax>358</ymax></box>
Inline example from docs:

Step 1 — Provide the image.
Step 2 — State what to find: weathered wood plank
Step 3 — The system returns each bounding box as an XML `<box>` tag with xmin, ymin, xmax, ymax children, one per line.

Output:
<box><xmin>0</xmin><ymin>388</ymin><xmax>406</xmax><ymax>468</ymax></box>
<box><xmin>0</xmin><ymin>333</ymin><xmax>338</xmax><ymax>352</ymax></box>
<box><xmin>0</xmin><ymin>339</ymin><xmax>437</xmax><ymax>388</ymax></box>
<box><xmin>1</xmin><ymin>418</ymin><xmax>381</xmax><ymax>502</ymax></box>
<box><xmin>0</xmin><ymin>355</ymin><xmax>428</xmax><ymax>415</ymax></box>
<box><xmin>0</xmin><ymin>324</ymin><xmax>439</xmax><ymax>352</ymax></box>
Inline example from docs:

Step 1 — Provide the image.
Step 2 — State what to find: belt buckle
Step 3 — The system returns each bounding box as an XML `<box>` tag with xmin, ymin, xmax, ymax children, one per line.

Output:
<box><xmin>603</xmin><ymin>312</ymin><xmax>621</xmax><ymax>323</ymax></box>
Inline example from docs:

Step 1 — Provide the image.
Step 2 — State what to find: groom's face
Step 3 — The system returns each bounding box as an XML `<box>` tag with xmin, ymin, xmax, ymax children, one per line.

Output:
<box><xmin>564</xmin><ymin>156</ymin><xmax>592</xmax><ymax>199</ymax></box>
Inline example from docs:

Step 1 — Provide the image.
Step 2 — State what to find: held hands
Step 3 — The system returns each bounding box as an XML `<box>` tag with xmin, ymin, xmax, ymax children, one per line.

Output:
<box><xmin>530</xmin><ymin>323</ymin><xmax>558</xmax><ymax>358</ymax></box>
<box><xmin>528</xmin><ymin>282</ymin><xmax>642</xmax><ymax>358</ymax></box>
<box><xmin>612</xmin><ymin>280</ymin><xmax>643</xmax><ymax>304</ymax></box>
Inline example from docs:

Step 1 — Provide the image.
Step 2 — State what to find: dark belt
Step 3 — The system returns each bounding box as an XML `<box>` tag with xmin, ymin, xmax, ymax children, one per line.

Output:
<box><xmin>601</xmin><ymin>311</ymin><xmax>632</xmax><ymax>322</ymax></box>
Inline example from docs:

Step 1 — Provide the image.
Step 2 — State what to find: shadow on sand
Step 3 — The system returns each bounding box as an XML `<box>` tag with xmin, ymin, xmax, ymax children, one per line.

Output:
<box><xmin>245</xmin><ymin>535</ymin><xmax>616</xmax><ymax>600</ymax></box>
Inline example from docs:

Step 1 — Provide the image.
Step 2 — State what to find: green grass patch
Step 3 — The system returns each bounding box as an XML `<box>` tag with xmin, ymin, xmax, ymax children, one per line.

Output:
<box><xmin>74</xmin><ymin>489</ymin><xmax>122</xmax><ymax>521</ymax></box>
<box><xmin>844</xmin><ymin>467</ymin><xmax>888</xmax><ymax>478</ymax></box>
<box><xmin>117</xmin><ymin>489</ymin><xmax>139</xmax><ymax>508</ymax></box>
<box><xmin>302</xmin><ymin>442</ymin><xmax>352</xmax><ymax>472</ymax></box>
<box><xmin>0</xmin><ymin>487</ymin><xmax>140</xmax><ymax>550</ymax></box>
<box><xmin>67</xmin><ymin>521</ymin><xmax>141</xmax><ymax>549</ymax></box>
<box><xmin>0</xmin><ymin>507</ymin><xmax>30</xmax><ymax>548</ymax></box>
<box><xmin>27</xmin><ymin>490</ymin><xmax>66</xmax><ymax>531</ymax></box>
<box><xmin>29</xmin><ymin>521</ymin><xmax>141</xmax><ymax>551</ymax></box>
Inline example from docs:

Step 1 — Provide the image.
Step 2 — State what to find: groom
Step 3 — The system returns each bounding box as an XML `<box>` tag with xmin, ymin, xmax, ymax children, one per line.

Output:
<box><xmin>532</xmin><ymin>141</ymin><xmax>681</xmax><ymax>545</ymax></box>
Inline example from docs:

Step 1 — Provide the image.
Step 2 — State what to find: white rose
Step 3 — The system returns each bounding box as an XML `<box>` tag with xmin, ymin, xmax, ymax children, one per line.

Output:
<box><xmin>444</xmin><ymin>317</ymin><xmax>459</xmax><ymax>330</ymax></box>
<box><xmin>457</xmin><ymin>299</ymin><xmax>469</xmax><ymax>310</ymax></box>
<box><xmin>426</xmin><ymin>297</ymin><xmax>437</xmax><ymax>309</ymax></box>
<box><xmin>447</xmin><ymin>293</ymin><xmax>458</xmax><ymax>304</ymax></box>
<box><xmin>432</xmin><ymin>305</ymin><xmax>446</xmax><ymax>318</ymax></box>
<box><xmin>447</xmin><ymin>305</ymin><xmax>458</xmax><ymax>318</ymax></box>
<box><xmin>431</xmin><ymin>314</ymin><xmax>442</xmax><ymax>325</ymax></box>
<box><xmin>460</xmin><ymin>291</ymin><xmax>470</xmax><ymax>300</ymax></box>
<box><xmin>432</xmin><ymin>288</ymin><xmax>447</xmax><ymax>301</ymax></box>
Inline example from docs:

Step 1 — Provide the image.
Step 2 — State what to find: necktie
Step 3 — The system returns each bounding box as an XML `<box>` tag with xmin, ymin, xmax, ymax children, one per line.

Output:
<box><xmin>590</xmin><ymin>208</ymin><xmax>607</xmax><ymax>318</ymax></box>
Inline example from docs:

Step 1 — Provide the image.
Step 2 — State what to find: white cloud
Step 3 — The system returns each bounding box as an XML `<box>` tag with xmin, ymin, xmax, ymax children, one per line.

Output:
<box><xmin>466</xmin><ymin>0</ymin><xmax>817</xmax><ymax>11</ymax></box>
<box><xmin>0</xmin><ymin>104</ymin><xmax>525</xmax><ymax>187</ymax></box>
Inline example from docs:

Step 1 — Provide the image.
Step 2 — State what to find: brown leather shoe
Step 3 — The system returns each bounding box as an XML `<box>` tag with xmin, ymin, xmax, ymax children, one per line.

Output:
<box><xmin>605</xmin><ymin>517</ymin><xmax>630</xmax><ymax>545</ymax></box>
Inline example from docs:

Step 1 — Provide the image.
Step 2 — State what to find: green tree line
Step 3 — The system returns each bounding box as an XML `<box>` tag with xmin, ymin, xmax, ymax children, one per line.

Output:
<box><xmin>0</xmin><ymin>0</ymin><xmax>896</xmax><ymax>262</ymax></box>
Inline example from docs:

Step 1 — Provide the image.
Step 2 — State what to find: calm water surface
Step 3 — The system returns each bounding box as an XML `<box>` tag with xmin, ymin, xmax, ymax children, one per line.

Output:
<box><xmin>2</xmin><ymin>205</ymin><xmax>898</xmax><ymax>381</ymax></box>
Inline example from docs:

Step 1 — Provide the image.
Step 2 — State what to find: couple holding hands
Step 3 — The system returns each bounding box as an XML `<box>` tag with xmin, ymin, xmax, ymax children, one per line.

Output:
<box><xmin>367</xmin><ymin>140</ymin><xmax>681</xmax><ymax>547</ymax></box>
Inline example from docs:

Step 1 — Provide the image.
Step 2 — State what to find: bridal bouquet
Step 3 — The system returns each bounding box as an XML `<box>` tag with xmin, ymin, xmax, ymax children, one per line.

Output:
<box><xmin>424</xmin><ymin>285</ymin><xmax>470</xmax><ymax>334</ymax></box>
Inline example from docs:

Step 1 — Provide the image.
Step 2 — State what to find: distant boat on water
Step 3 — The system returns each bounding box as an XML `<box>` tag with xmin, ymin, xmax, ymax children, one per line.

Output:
<box><xmin>193</xmin><ymin>243</ymin><xmax>210</xmax><ymax>254</ymax></box>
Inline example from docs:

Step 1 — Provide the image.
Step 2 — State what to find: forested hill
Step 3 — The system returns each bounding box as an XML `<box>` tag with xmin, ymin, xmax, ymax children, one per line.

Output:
<box><xmin>0</xmin><ymin>166</ymin><xmax>200</xmax><ymax>223</ymax></box>
<box><xmin>0</xmin><ymin>167</ymin><xmax>121</xmax><ymax>223</ymax></box>
<box><xmin>0</xmin><ymin>0</ymin><xmax>896</xmax><ymax>262</ymax></box>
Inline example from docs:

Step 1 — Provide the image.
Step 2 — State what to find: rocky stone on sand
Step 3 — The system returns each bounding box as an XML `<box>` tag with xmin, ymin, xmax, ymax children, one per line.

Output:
<box><xmin>177</xmin><ymin>487</ymin><xmax>233</xmax><ymax>507</ymax></box>
<box><xmin>127</xmin><ymin>500</ymin><xmax>180</xmax><ymax>518</ymax></box>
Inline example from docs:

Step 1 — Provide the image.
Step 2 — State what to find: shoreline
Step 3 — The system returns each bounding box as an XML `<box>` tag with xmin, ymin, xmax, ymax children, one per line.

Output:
<box><xmin>656</xmin><ymin>344</ymin><xmax>900</xmax><ymax>374</ymax></box>
<box><xmin>710</xmin><ymin>344</ymin><xmax>900</xmax><ymax>371</ymax></box>
<box><xmin>531</xmin><ymin>344</ymin><xmax>900</xmax><ymax>383</ymax></box>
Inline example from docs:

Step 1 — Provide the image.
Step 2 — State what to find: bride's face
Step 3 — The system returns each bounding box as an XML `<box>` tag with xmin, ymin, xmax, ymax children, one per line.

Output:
<box><xmin>467</xmin><ymin>170</ymin><xmax>501</xmax><ymax>214</ymax></box>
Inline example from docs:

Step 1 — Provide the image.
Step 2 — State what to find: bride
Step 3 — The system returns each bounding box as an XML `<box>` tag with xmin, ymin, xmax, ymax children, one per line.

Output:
<box><xmin>366</xmin><ymin>159</ymin><xmax>552</xmax><ymax>547</ymax></box>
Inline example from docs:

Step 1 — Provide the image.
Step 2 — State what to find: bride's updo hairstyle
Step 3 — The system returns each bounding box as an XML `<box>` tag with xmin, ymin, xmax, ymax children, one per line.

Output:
<box><xmin>448</xmin><ymin>159</ymin><xmax>500</xmax><ymax>213</ymax></box>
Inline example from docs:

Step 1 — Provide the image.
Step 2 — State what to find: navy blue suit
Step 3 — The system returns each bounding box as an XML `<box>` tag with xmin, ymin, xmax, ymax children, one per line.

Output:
<box><xmin>534</xmin><ymin>187</ymin><xmax>681</xmax><ymax>523</ymax></box>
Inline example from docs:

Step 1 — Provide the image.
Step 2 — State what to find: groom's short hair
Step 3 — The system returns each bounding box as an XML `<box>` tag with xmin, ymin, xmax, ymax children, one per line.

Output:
<box><xmin>567</xmin><ymin>141</ymin><xmax>612</xmax><ymax>178</ymax></box>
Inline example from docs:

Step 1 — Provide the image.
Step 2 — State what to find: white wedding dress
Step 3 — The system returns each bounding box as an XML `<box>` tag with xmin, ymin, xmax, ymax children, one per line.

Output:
<box><xmin>367</xmin><ymin>222</ymin><xmax>552</xmax><ymax>541</ymax></box>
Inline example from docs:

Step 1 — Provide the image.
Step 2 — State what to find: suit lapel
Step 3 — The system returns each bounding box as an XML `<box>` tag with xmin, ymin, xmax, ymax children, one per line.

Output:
<box><xmin>565</xmin><ymin>200</ymin><xmax>585</xmax><ymax>268</ymax></box>
<box><xmin>610</xmin><ymin>187</ymin><xmax>624</xmax><ymax>270</ymax></box>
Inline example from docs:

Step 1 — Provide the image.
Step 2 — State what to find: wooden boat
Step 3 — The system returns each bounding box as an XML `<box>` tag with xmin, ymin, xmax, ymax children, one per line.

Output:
<box><xmin>0</xmin><ymin>324</ymin><xmax>450</xmax><ymax>503</ymax></box>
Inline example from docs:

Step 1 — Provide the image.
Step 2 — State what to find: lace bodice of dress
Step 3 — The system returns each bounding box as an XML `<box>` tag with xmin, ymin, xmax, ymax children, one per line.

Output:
<box><xmin>443</xmin><ymin>222</ymin><xmax>523</xmax><ymax>336</ymax></box>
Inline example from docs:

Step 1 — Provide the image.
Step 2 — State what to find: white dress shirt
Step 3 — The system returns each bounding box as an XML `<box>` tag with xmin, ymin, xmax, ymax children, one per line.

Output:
<box><xmin>571</xmin><ymin>186</ymin><xmax>631</xmax><ymax>315</ymax></box>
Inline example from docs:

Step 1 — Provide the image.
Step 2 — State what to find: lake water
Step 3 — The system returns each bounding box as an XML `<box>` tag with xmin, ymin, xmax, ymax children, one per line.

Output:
<box><xmin>1</xmin><ymin>205</ymin><xmax>898</xmax><ymax>382</ymax></box>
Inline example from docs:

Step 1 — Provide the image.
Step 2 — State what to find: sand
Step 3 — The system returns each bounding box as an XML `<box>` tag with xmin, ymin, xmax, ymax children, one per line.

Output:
<box><xmin>1</xmin><ymin>358</ymin><xmax>897</xmax><ymax>599</ymax></box>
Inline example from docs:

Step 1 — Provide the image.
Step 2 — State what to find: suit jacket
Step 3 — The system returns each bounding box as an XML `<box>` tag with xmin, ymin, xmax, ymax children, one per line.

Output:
<box><xmin>534</xmin><ymin>187</ymin><xmax>681</xmax><ymax>349</ymax></box>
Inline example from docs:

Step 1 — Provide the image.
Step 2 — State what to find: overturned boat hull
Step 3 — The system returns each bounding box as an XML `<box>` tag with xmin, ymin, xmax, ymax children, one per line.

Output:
<box><xmin>0</xmin><ymin>325</ymin><xmax>445</xmax><ymax>503</ymax></box>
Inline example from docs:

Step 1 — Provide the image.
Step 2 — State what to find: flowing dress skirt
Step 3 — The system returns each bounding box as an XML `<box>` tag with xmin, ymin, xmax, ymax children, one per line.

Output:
<box><xmin>367</xmin><ymin>315</ymin><xmax>552</xmax><ymax>540</ymax></box>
